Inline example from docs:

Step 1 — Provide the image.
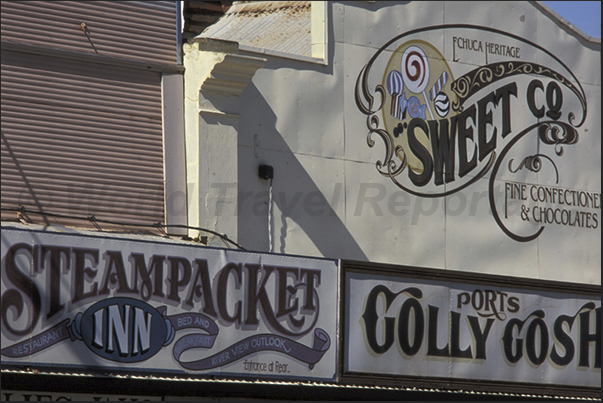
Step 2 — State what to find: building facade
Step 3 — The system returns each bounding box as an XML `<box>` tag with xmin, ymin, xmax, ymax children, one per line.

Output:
<box><xmin>2</xmin><ymin>1</ymin><xmax>600</xmax><ymax>400</ymax></box>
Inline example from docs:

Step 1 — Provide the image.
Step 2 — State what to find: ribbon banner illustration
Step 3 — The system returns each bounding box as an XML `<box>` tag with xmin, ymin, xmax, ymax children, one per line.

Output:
<box><xmin>1</xmin><ymin>297</ymin><xmax>331</xmax><ymax>371</ymax></box>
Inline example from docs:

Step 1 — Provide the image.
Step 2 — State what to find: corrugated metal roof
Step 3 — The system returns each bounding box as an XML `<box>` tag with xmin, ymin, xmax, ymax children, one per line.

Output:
<box><xmin>200</xmin><ymin>1</ymin><xmax>311</xmax><ymax>57</ymax></box>
<box><xmin>182</xmin><ymin>1</ymin><xmax>232</xmax><ymax>39</ymax></box>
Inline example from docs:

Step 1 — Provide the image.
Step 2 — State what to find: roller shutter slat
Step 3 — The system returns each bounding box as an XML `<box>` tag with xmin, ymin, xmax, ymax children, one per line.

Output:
<box><xmin>1</xmin><ymin>49</ymin><xmax>166</xmax><ymax>229</ymax></box>
<box><xmin>0</xmin><ymin>1</ymin><xmax>177</xmax><ymax>65</ymax></box>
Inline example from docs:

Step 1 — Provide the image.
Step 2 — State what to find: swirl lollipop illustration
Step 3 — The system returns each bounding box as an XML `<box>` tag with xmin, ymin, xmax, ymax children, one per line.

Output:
<box><xmin>401</xmin><ymin>46</ymin><xmax>434</xmax><ymax>119</ymax></box>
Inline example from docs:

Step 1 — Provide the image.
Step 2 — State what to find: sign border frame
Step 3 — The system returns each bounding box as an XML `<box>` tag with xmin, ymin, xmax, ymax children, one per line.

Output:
<box><xmin>0</xmin><ymin>224</ymin><xmax>340</xmax><ymax>382</ymax></box>
<box><xmin>339</xmin><ymin>259</ymin><xmax>601</xmax><ymax>399</ymax></box>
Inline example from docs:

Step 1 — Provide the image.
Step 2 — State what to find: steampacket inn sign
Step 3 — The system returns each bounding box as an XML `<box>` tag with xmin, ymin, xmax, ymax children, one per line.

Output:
<box><xmin>355</xmin><ymin>25</ymin><xmax>599</xmax><ymax>242</ymax></box>
<box><xmin>1</xmin><ymin>228</ymin><xmax>337</xmax><ymax>380</ymax></box>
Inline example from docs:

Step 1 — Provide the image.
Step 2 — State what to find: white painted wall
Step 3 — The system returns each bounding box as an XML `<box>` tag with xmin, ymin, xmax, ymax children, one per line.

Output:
<box><xmin>192</xmin><ymin>1</ymin><xmax>601</xmax><ymax>284</ymax></box>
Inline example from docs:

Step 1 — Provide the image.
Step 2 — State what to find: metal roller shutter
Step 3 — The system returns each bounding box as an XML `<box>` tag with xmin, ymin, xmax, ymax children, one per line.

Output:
<box><xmin>1</xmin><ymin>49</ymin><xmax>165</xmax><ymax>229</ymax></box>
<box><xmin>0</xmin><ymin>1</ymin><xmax>177</xmax><ymax>65</ymax></box>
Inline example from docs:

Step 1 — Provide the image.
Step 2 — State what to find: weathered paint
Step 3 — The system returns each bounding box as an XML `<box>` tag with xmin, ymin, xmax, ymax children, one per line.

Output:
<box><xmin>0</xmin><ymin>226</ymin><xmax>338</xmax><ymax>380</ymax></box>
<box><xmin>193</xmin><ymin>1</ymin><xmax>600</xmax><ymax>285</ymax></box>
<box><xmin>183</xmin><ymin>39</ymin><xmax>266</xmax><ymax>242</ymax></box>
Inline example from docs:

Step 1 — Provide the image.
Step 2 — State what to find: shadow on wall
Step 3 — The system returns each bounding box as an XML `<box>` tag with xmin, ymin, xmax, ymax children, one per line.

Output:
<box><xmin>1</xmin><ymin>130</ymin><xmax>50</xmax><ymax>226</ymax></box>
<box><xmin>236</xmin><ymin>83</ymin><xmax>368</xmax><ymax>261</ymax></box>
<box><xmin>230</xmin><ymin>3</ymin><xmax>367</xmax><ymax>261</ymax></box>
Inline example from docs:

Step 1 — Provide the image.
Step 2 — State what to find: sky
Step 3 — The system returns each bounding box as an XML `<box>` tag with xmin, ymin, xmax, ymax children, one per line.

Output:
<box><xmin>542</xmin><ymin>1</ymin><xmax>601</xmax><ymax>38</ymax></box>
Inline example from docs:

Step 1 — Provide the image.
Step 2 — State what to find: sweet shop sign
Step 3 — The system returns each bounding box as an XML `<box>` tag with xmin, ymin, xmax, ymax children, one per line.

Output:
<box><xmin>355</xmin><ymin>25</ymin><xmax>598</xmax><ymax>243</ymax></box>
<box><xmin>1</xmin><ymin>227</ymin><xmax>338</xmax><ymax>380</ymax></box>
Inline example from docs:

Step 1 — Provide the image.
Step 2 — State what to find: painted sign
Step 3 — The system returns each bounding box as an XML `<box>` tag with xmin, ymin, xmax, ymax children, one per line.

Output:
<box><xmin>0</xmin><ymin>227</ymin><xmax>337</xmax><ymax>380</ymax></box>
<box><xmin>355</xmin><ymin>25</ymin><xmax>599</xmax><ymax>243</ymax></box>
<box><xmin>344</xmin><ymin>268</ymin><xmax>601</xmax><ymax>389</ymax></box>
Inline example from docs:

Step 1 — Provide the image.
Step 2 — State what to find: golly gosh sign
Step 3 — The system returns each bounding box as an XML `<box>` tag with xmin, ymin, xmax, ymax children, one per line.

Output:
<box><xmin>345</xmin><ymin>271</ymin><xmax>601</xmax><ymax>388</ymax></box>
<box><xmin>0</xmin><ymin>228</ymin><xmax>338</xmax><ymax>380</ymax></box>
<box><xmin>355</xmin><ymin>25</ymin><xmax>599</xmax><ymax>243</ymax></box>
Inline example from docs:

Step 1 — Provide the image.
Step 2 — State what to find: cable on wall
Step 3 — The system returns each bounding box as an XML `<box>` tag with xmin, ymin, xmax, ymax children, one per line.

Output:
<box><xmin>268</xmin><ymin>177</ymin><xmax>274</xmax><ymax>253</ymax></box>
<box><xmin>258</xmin><ymin>164</ymin><xmax>275</xmax><ymax>253</ymax></box>
<box><xmin>0</xmin><ymin>206</ymin><xmax>246</xmax><ymax>250</ymax></box>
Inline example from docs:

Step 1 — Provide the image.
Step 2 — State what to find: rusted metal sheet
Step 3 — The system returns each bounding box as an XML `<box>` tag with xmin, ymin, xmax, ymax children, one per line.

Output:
<box><xmin>201</xmin><ymin>1</ymin><xmax>311</xmax><ymax>57</ymax></box>
<box><xmin>1</xmin><ymin>49</ymin><xmax>165</xmax><ymax>228</ymax></box>
<box><xmin>0</xmin><ymin>1</ymin><xmax>177</xmax><ymax>65</ymax></box>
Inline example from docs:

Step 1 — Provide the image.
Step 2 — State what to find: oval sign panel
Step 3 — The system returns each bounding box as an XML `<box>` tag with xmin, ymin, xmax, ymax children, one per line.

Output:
<box><xmin>382</xmin><ymin>40</ymin><xmax>456</xmax><ymax>180</ymax></box>
<box><xmin>76</xmin><ymin>297</ymin><xmax>169</xmax><ymax>363</ymax></box>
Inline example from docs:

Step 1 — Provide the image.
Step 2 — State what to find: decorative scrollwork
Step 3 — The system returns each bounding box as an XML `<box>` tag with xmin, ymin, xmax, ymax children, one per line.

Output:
<box><xmin>451</xmin><ymin>61</ymin><xmax>587</xmax><ymax>123</ymax></box>
<box><xmin>353</xmin><ymin>25</ymin><xmax>590</xmax><ymax>244</ymax></box>
<box><xmin>537</xmin><ymin>121</ymin><xmax>579</xmax><ymax>156</ymax></box>
<box><xmin>355</xmin><ymin>51</ymin><xmax>406</xmax><ymax>181</ymax></box>
<box><xmin>508</xmin><ymin>154</ymin><xmax>560</xmax><ymax>183</ymax></box>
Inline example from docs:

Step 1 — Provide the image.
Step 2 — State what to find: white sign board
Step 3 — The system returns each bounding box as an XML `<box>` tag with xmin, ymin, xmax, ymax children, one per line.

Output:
<box><xmin>344</xmin><ymin>268</ymin><xmax>600</xmax><ymax>389</ymax></box>
<box><xmin>1</xmin><ymin>227</ymin><xmax>338</xmax><ymax>381</ymax></box>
